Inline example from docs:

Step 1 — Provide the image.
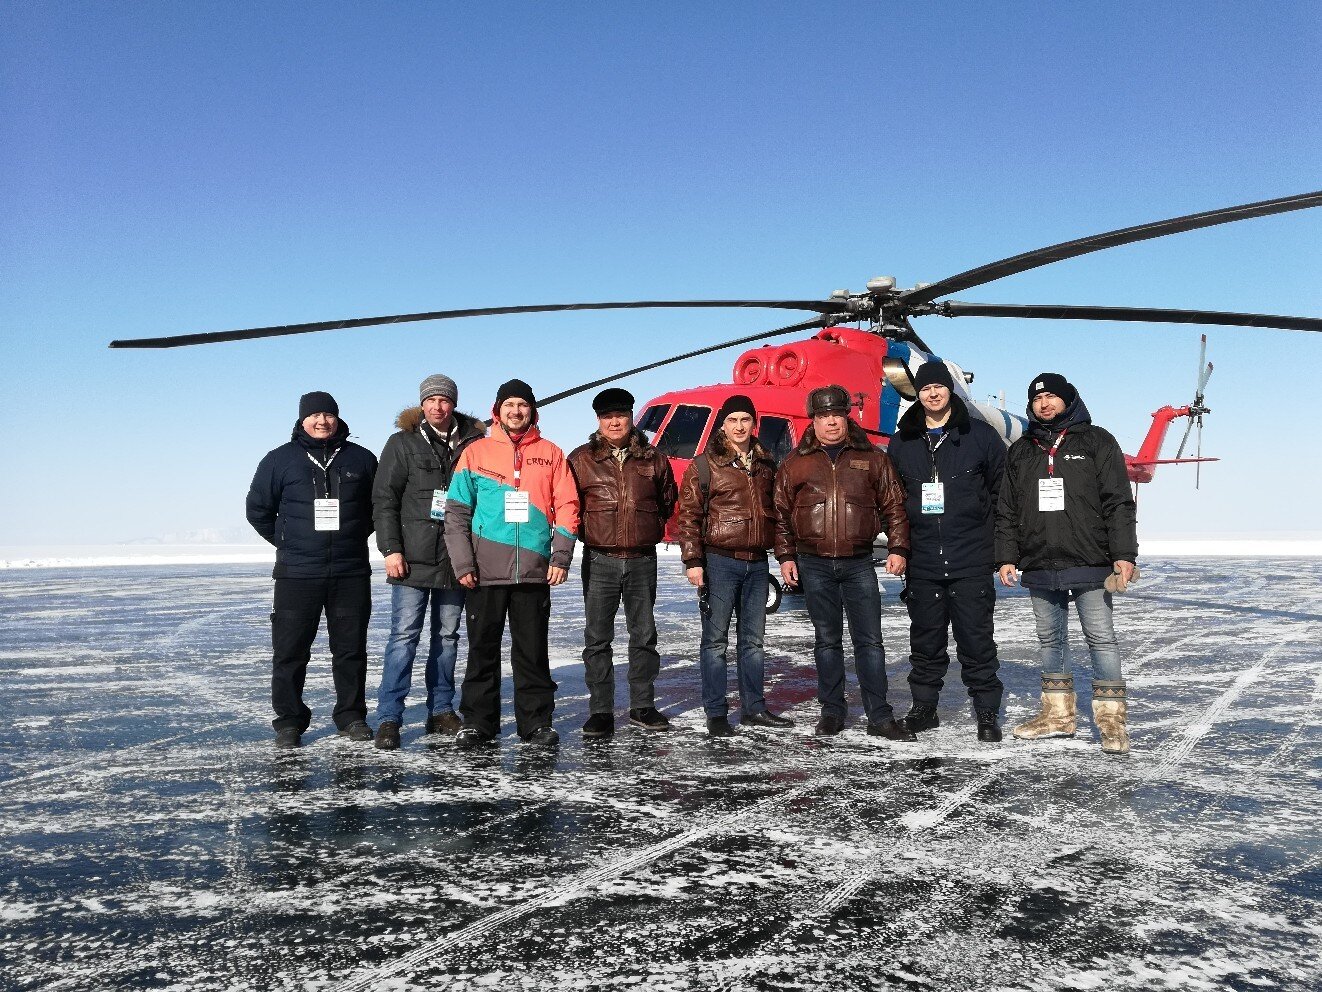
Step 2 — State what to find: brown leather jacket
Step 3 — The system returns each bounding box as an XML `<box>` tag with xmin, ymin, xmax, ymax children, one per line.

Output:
<box><xmin>567</xmin><ymin>430</ymin><xmax>678</xmax><ymax>553</ymax></box>
<box><xmin>674</xmin><ymin>432</ymin><xmax>777</xmax><ymax>567</ymax></box>
<box><xmin>773</xmin><ymin>422</ymin><xmax>910</xmax><ymax>561</ymax></box>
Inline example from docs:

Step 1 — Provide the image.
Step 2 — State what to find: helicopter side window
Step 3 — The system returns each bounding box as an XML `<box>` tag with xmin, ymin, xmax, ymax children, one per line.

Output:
<box><xmin>636</xmin><ymin>404</ymin><xmax>670</xmax><ymax>442</ymax></box>
<box><xmin>757</xmin><ymin>416</ymin><xmax>795</xmax><ymax>465</ymax></box>
<box><xmin>653</xmin><ymin>404</ymin><xmax>711</xmax><ymax>459</ymax></box>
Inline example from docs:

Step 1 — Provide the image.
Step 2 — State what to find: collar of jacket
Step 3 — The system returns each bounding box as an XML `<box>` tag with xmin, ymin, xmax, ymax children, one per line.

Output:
<box><xmin>796</xmin><ymin>420</ymin><xmax>874</xmax><ymax>455</ymax></box>
<box><xmin>587</xmin><ymin>428</ymin><xmax>656</xmax><ymax>461</ymax></box>
<box><xmin>394</xmin><ymin>407</ymin><xmax>486</xmax><ymax>443</ymax></box>
<box><xmin>493</xmin><ymin>422</ymin><xmax>542</xmax><ymax>448</ymax></box>
<box><xmin>896</xmin><ymin>394</ymin><xmax>971</xmax><ymax>440</ymax></box>
<box><xmin>704</xmin><ymin>428</ymin><xmax>774</xmax><ymax>467</ymax></box>
<box><xmin>291</xmin><ymin>419</ymin><xmax>350</xmax><ymax>451</ymax></box>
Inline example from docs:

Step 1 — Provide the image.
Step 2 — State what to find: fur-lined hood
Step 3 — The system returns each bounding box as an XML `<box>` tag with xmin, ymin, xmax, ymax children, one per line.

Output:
<box><xmin>585</xmin><ymin>428</ymin><xmax>661</xmax><ymax>461</ymax></box>
<box><xmin>796</xmin><ymin>420</ymin><xmax>875</xmax><ymax>455</ymax></box>
<box><xmin>394</xmin><ymin>407</ymin><xmax>486</xmax><ymax>441</ymax></box>
<box><xmin>896</xmin><ymin>394</ymin><xmax>972</xmax><ymax>441</ymax></box>
<box><xmin>703</xmin><ymin>428</ymin><xmax>775</xmax><ymax>467</ymax></box>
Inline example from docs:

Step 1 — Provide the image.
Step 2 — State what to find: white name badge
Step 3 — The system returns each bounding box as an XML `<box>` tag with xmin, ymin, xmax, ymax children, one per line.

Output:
<box><xmin>921</xmin><ymin>482</ymin><xmax>945</xmax><ymax>515</ymax></box>
<box><xmin>314</xmin><ymin>498</ymin><xmax>341</xmax><ymax>531</ymax></box>
<box><xmin>430</xmin><ymin>488</ymin><xmax>448</xmax><ymax>521</ymax></box>
<box><xmin>1038</xmin><ymin>478</ymin><xmax>1065</xmax><ymax>512</ymax></box>
<box><xmin>504</xmin><ymin>489</ymin><xmax>530</xmax><ymax>523</ymax></box>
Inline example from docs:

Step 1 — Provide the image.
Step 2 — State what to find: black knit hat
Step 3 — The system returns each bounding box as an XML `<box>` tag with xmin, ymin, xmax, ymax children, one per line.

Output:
<box><xmin>592</xmin><ymin>387</ymin><xmax>635</xmax><ymax>415</ymax></box>
<box><xmin>716</xmin><ymin>394</ymin><xmax>757</xmax><ymax>426</ymax></box>
<box><xmin>298</xmin><ymin>391</ymin><xmax>339</xmax><ymax>419</ymax></box>
<box><xmin>913</xmin><ymin>361</ymin><xmax>955</xmax><ymax>393</ymax></box>
<box><xmin>494</xmin><ymin>378</ymin><xmax>536</xmax><ymax>407</ymax></box>
<box><xmin>807</xmin><ymin>384</ymin><xmax>851</xmax><ymax>417</ymax></box>
<box><xmin>1027</xmin><ymin>372</ymin><xmax>1077</xmax><ymax>406</ymax></box>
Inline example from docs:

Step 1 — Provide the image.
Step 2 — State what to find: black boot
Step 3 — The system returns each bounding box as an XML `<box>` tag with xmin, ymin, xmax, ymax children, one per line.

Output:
<box><xmin>867</xmin><ymin>718</ymin><xmax>918</xmax><ymax>742</ymax></box>
<box><xmin>706</xmin><ymin>717</ymin><xmax>736</xmax><ymax>738</ymax></box>
<box><xmin>903</xmin><ymin>703</ymin><xmax>940</xmax><ymax>733</ymax></box>
<box><xmin>976</xmin><ymin>709</ymin><xmax>1002</xmax><ymax>743</ymax></box>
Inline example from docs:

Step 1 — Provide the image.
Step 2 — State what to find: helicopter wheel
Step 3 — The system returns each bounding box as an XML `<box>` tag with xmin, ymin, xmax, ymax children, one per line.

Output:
<box><xmin>766</xmin><ymin>574</ymin><xmax>783</xmax><ymax>614</ymax></box>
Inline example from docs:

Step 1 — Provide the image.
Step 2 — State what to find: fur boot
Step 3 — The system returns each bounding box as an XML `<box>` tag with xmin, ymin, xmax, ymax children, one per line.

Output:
<box><xmin>1012</xmin><ymin>672</ymin><xmax>1077</xmax><ymax>740</ymax></box>
<box><xmin>1091</xmin><ymin>680</ymin><xmax>1129</xmax><ymax>755</ymax></box>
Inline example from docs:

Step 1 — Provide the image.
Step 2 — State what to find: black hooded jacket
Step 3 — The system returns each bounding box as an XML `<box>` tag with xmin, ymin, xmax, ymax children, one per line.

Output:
<box><xmin>888</xmin><ymin>396</ymin><xmax>1006</xmax><ymax>581</ymax></box>
<box><xmin>994</xmin><ymin>393</ymin><xmax>1138</xmax><ymax>590</ymax></box>
<box><xmin>246</xmin><ymin>420</ymin><xmax>378</xmax><ymax>579</ymax></box>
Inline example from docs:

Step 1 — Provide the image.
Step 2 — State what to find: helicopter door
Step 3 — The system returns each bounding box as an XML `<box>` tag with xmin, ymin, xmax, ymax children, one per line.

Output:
<box><xmin>652</xmin><ymin>404</ymin><xmax>712</xmax><ymax>459</ymax></box>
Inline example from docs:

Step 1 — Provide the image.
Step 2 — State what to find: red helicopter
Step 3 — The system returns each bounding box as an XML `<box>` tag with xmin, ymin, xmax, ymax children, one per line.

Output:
<box><xmin>111</xmin><ymin>189</ymin><xmax>1320</xmax><ymax>593</ymax></box>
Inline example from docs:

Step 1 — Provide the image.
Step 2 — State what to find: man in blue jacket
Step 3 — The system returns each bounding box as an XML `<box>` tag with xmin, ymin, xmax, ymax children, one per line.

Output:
<box><xmin>246</xmin><ymin>391</ymin><xmax>378</xmax><ymax>748</ymax></box>
<box><xmin>888</xmin><ymin>361</ymin><xmax>1007</xmax><ymax>742</ymax></box>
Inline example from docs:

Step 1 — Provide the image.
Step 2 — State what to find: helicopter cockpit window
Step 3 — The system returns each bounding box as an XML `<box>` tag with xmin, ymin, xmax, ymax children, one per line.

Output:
<box><xmin>757</xmin><ymin>416</ymin><xmax>794</xmax><ymax>464</ymax></box>
<box><xmin>636</xmin><ymin>404</ymin><xmax>670</xmax><ymax>441</ymax></box>
<box><xmin>653</xmin><ymin>404</ymin><xmax>710</xmax><ymax>459</ymax></box>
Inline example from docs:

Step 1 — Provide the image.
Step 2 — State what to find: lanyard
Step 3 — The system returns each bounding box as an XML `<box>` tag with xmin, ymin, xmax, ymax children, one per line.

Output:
<box><xmin>306</xmin><ymin>448</ymin><xmax>340</xmax><ymax>498</ymax></box>
<box><xmin>1033</xmin><ymin>430</ymin><xmax>1068</xmax><ymax>478</ymax></box>
<box><xmin>926</xmin><ymin>431</ymin><xmax>949</xmax><ymax>483</ymax></box>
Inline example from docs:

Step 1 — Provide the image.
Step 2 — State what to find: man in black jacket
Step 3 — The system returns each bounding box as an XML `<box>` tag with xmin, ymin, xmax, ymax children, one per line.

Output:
<box><xmin>995</xmin><ymin>373</ymin><xmax>1138</xmax><ymax>755</ymax></box>
<box><xmin>371</xmin><ymin>374</ymin><xmax>485</xmax><ymax>750</ymax></box>
<box><xmin>888</xmin><ymin>361</ymin><xmax>1007</xmax><ymax>742</ymax></box>
<box><xmin>246</xmin><ymin>391</ymin><xmax>378</xmax><ymax>748</ymax></box>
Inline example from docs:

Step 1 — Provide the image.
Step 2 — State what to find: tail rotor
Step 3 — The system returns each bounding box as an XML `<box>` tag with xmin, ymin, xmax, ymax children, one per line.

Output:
<box><xmin>1174</xmin><ymin>334</ymin><xmax>1214</xmax><ymax>488</ymax></box>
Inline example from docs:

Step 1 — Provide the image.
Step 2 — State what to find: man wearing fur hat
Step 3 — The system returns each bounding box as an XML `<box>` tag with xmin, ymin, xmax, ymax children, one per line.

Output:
<box><xmin>246</xmin><ymin>391</ymin><xmax>378</xmax><ymax>748</ymax></box>
<box><xmin>996</xmin><ymin>372</ymin><xmax>1138</xmax><ymax>754</ymax></box>
<box><xmin>567</xmin><ymin>388</ymin><xmax>679</xmax><ymax>737</ymax></box>
<box><xmin>774</xmin><ymin>385</ymin><xmax>916</xmax><ymax>740</ymax></box>
<box><xmin>371</xmin><ymin>374</ymin><xmax>486</xmax><ymax>750</ymax></box>
<box><xmin>675</xmin><ymin>395</ymin><xmax>794</xmax><ymax>737</ymax></box>
<box><xmin>887</xmin><ymin>360</ymin><xmax>1007</xmax><ymax>743</ymax></box>
<box><xmin>444</xmin><ymin>379</ymin><xmax>580</xmax><ymax>748</ymax></box>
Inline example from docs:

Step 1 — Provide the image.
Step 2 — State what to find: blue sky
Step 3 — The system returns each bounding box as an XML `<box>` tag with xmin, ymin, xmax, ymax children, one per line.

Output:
<box><xmin>2</xmin><ymin>1</ymin><xmax>1319</xmax><ymax>545</ymax></box>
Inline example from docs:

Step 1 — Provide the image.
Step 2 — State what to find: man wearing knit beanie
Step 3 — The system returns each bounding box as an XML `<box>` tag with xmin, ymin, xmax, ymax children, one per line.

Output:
<box><xmin>996</xmin><ymin>372</ymin><xmax>1138</xmax><ymax>754</ymax></box>
<box><xmin>370</xmin><ymin>372</ymin><xmax>486</xmax><ymax>749</ymax></box>
<box><xmin>568</xmin><ymin>387</ymin><xmax>679</xmax><ymax>736</ymax></box>
<box><xmin>246</xmin><ymin>391</ymin><xmax>378</xmax><ymax>748</ymax></box>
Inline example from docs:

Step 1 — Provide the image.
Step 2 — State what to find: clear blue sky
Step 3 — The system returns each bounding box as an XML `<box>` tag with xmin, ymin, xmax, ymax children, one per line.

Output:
<box><xmin>2</xmin><ymin>1</ymin><xmax>1319</xmax><ymax>545</ymax></box>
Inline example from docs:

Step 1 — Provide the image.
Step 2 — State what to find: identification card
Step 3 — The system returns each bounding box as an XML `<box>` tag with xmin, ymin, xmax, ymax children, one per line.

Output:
<box><xmin>504</xmin><ymin>489</ymin><xmax>530</xmax><ymax>523</ymax></box>
<box><xmin>921</xmin><ymin>482</ymin><xmax>945</xmax><ymax>515</ymax></box>
<box><xmin>430</xmin><ymin>488</ymin><xmax>448</xmax><ymax>521</ymax></box>
<box><xmin>1038</xmin><ymin>478</ymin><xmax>1065</xmax><ymax>512</ymax></box>
<box><xmin>314</xmin><ymin>498</ymin><xmax>341</xmax><ymax>531</ymax></box>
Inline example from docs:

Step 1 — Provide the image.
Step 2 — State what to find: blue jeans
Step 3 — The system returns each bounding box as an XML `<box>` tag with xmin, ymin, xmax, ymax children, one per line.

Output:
<box><xmin>1029</xmin><ymin>587</ymin><xmax>1123</xmax><ymax>681</ymax></box>
<box><xmin>797</xmin><ymin>554</ymin><xmax>892</xmax><ymax>723</ymax></box>
<box><xmin>376</xmin><ymin>584</ymin><xmax>465</xmax><ymax>725</ymax></box>
<box><xmin>581</xmin><ymin>550</ymin><xmax>660</xmax><ymax>712</ymax></box>
<box><xmin>699</xmin><ymin>553</ymin><xmax>769</xmax><ymax>719</ymax></box>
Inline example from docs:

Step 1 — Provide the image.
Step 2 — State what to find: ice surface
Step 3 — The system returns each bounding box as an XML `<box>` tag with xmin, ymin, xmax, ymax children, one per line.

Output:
<box><xmin>1</xmin><ymin>559</ymin><xmax>1319</xmax><ymax>990</ymax></box>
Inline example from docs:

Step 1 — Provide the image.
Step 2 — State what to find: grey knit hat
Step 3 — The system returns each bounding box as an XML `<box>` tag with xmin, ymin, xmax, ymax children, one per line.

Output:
<box><xmin>419</xmin><ymin>374</ymin><xmax>458</xmax><ymax>404</ymax></box>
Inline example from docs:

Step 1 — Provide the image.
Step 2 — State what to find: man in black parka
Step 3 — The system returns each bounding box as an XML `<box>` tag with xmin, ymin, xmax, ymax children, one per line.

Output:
<box><xmin>246</xmin><ymin>391</ymin><xmax>378</xmax><ymax>748</ymax></box>
<box><xmin>888</xmin><ymin>361</ymin><xmax>1007</xmax><ymax>742</ymax></box>
<box><xmin>371</xmin><ymin>374</ymin><xmax>485</xmax><ymax>750</ymax></box>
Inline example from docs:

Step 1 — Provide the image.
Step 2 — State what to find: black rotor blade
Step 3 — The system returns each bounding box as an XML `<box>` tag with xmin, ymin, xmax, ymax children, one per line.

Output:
<box><xmin>537</xmin><ymin>316</ymin><xmax>830</xmax><ymax>410</ymax></box>
<box><xmin>901</xmin><ymin>189</ymin><xmax>1322</xmax><ymax>306</ymax></box>
<box><xmin>936</xmin><ymin>302</ymin><xmax>1322</xmax><ymax>333</ymax></box>
<box><xmin>108</xmin><ymin>299</ymin><xmax>841</xmax><ymax>349</ymax></box>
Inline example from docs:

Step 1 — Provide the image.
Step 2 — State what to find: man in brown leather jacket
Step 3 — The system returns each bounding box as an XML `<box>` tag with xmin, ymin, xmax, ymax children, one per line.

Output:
<box><xmin>775</xmin><ymin>384</ymin><xmax>916</xmax><ymax>740</ymax></box>
<box><xmin>675</xmin><ymin>395</ymin><xmax>795</xmax><ymax>737</ymax></box>
<box><xmin>568</xmin><ymin>388</ymin><xmax>679</xmax><ymax>738</ymax></box>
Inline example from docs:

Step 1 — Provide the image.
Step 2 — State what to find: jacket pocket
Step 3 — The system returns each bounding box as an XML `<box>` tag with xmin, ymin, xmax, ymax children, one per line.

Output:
<box><xmin>793</xmin><ymin>498</ymin><xmax>827</xmax><ymax>542</ymax></box>
<box><xmin>843</xmin><ymin>494</ymin><xmax>881</xmax><ymax>545</ymax></box>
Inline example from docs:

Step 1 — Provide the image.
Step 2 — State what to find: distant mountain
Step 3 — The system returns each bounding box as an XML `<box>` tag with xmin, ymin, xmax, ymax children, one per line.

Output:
<box><xmin>123</xmin><ymin>527</ymin><xmax>257</xmax><ymax>545</ymax></box>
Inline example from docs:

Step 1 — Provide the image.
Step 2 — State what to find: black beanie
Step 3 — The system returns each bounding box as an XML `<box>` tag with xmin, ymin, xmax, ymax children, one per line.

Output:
<box><xmin>716</xmin><ymin>394</ymin><xmax>757</xmax><ymax>426</ymax></box>
<box><xmin>298</xmin><ymin>391</ymin><xmax>339</xmax><ymax>419</ymax></box>
<box><xmin>592</xmin><ymin>387</ymin><xmax>635</xmax><ymax>415</ymax></box>
<box><xmin>1027</xmin><ymin>372</ymin><xmax>1077</xmax><ymax>406</ymax></box>
<box><xmin>913</xmin><ymin>361</ymin><xmax>955</xmax><ymax>393</ymax></box>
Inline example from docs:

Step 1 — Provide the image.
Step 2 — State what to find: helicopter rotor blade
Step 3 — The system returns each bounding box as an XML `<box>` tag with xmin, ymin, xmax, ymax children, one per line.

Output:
<box><xmin>1175</xmin><ymin>415</ymin><xmax>1197</xmax><ymax>460</ymax></box>
<box><xmin>1195</xmin><ymin>415</ymin><xmax>1205</xmax><ymax>490</ymax></box>
<box><xmin>535</xmin><ymin>316</ymin><xmax>832</xmax><ymax>410</ymax></box>
<box><xmin>1198</xmin><ymin>361</ymin><xmax>1214</xmax><ymax>395</ymax></box>
<box><xmin>901</xmin><ymin>189</ymin><xmax>1322</xmax><ymax>306</ymax></box>
<box><xmin>934</xmin><ymin>302</ymin><xmax>1322</xmax><ymax>333</ymax></box>
<box><xmin>108</xmin><ymin>299</ymin><xmax>843</xmax><ymax>350</ymax></box>
<box><xmin>1195</xmin><ymin>334</ymin><xmax>1208</xmax><ymax>393</ymax></box>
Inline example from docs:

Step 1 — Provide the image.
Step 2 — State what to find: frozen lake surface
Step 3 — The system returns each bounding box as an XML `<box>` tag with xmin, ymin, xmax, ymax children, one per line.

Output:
<box><xmin>2</xmin><ymin>559</ymin><xmax>1319</xmax><ymax>990</ymax></box>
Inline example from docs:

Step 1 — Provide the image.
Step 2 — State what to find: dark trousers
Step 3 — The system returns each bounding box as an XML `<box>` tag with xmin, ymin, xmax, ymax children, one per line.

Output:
<box><xmin>460</xmin><ymin>583</ymin><xmax>555</xmax><ymax>738</ymax></box>
<box><xmin>905</xmin><ymin>574</ymin><xmax>1004</xmax><ymax>713</ymax></box>
<box><xmin>270</xmin><ymin>574</ymin><xmax>370</xmax><ymax>732</ymax></box>
<box><xmin>581</xmin><ymin>549</ymin><xmax>660</xmax><ymax>712</ymax></box>
<box><xmin>797</xmin><ymin>553</ymin><xmax>892</xmax><ymax>723</ymax></box>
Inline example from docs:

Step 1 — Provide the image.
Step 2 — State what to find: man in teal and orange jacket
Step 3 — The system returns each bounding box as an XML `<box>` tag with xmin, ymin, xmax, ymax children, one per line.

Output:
<box><xmin>444</xmin><ymin>379</ymin><xmax>579</xmax><ymax>747</ymax></box>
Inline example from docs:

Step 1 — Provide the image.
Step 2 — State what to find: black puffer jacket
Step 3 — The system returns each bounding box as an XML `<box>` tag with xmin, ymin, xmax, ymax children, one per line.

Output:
<box><xmin>994</xmin><ymin>393</ymin><xmax>1138</xmax><ymax>590</ymax></box>
<box><xmin>246</xmin><ymin>420</ymin><xmax>378</xmax><ymax>579</ymax></box>
<box><xmin>888</xmin><ymin>396</ymin><xmax>1006</xmax><ymax>581</ymax></box>
<box><xmin>373</xmin><ymin>408</ymin><xmax>485</xmax><ymax>587</ymax></box>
